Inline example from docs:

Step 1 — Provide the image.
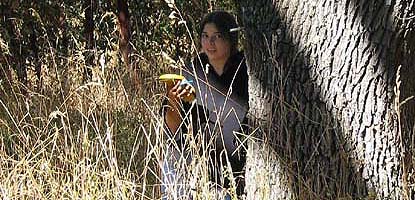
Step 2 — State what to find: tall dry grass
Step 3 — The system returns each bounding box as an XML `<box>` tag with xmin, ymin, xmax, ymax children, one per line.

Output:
<box><xmin>0</xmin><ymin>48</ymin><xmax>162</xmax><ymax>199</ymax></box>
<box><xmin>0</xmin><ymin>10</ymin><xmax>167</xmax><ymax>200</ymax></box>
<box><xmin>0</xmin><ymin>2</ymin><xmax>243</xmax><ymax>200</ymax></box>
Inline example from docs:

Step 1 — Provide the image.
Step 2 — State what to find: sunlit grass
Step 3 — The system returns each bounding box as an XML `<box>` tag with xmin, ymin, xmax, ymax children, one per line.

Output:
<box><xmin>0</xmin><ymin>20</ymin><xmax>164</xmax><ymax>199</ymax></box>
<box><xmin>0</xmin><ymin>1</ymin><xmax>249</xmax><ymax>200</ymax></box>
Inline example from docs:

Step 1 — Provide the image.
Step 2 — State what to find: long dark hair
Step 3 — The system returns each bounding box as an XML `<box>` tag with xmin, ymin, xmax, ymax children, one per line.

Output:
<box><xmin>199</xmin><ymin>11</ymin><xmax>239</xmax><ymax>54</ymax></box>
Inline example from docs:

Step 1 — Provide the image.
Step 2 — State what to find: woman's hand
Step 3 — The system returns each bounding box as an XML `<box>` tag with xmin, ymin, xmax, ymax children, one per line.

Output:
<box><xmin>164</xmin><ymin>80</ymin><xmax>195</xmax><ymax>133</ymax></box>
<box><xmin>167</xmin><ymin>80</ymin><xmax>196</xmax><ymax>106</ymax></box>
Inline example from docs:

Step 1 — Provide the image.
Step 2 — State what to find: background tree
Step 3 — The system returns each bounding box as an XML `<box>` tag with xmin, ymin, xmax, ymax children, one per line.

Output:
<box><xmin>237</xmin><ymin>0</ymin><xmax>414</xmax><ymax>199</ymax></box>
<box><xmin>83</xmin><ymin>0</ymin><xmax>96</xmax><ymax>80</ymax></box>
<box><xmin>116</xmin><ymin>0</ymin><xmax>130</xmax><ymax>68</ymax></box>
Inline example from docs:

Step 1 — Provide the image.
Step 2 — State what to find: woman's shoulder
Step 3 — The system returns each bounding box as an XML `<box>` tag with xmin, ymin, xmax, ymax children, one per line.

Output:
<box><xmin>226</xmin><ymin>51</ymin><xmax>246</xmax><ymax>75</ymax></box>
<box><xmin>233</xmin><ymin>51</ymin><xmax>245</xmax><ymax>61</ymax></box>
<box><xmin>185</xmin><ymin>53</ymin><xmax>208</xmax><ymax>71</ymax></box>
<box><xmin>182</xmin><ymin>53</ymin><xmax>208</xmax><ymax>81</ymax></box>
<box><xmin>228</xmin><ymin>51</ymin><xmax>246</xmax><ymax>69</ymax></box>
<box><xmin>194</xmin><ymin>53</ymin><xmax>209</xmax><ymax>66</ymax></box>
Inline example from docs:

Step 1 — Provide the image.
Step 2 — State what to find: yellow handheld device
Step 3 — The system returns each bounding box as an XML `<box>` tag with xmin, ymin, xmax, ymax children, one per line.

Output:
<box><xmin>158</xmin><ymin>74</ymin><xmax>185</xmax><ymax>83</ymax></box>
<box><xmin>158</xmin><ymin>74</ymin><xmax>195</xmax><ymax>102</ymax></box>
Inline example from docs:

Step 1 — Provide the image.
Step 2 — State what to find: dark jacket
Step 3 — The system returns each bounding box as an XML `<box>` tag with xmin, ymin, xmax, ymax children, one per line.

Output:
<box><xmin>182</xmin><ymin>51</ymin><xmax>248</xmax><ymax>151</ymax></box>
<box><xmin>163</xmin><ymin>51</ymin><xmax>248</xmax><ymax>193</ymax></box>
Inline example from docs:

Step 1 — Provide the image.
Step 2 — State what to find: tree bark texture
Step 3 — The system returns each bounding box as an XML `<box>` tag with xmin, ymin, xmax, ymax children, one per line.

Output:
<box><xmin>237</xmin><ymin>0</ymin><xmax>414</xmax><ymax>199</ymax></box>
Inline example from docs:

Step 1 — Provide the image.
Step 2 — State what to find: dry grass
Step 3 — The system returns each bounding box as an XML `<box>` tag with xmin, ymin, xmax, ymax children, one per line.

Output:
<box><xmin>0</xmin><ymin>49</ymin><xmax>160</xmax><ymax>199</ymax></box>
<box><xmin>0</xmin><ymin>11</ymin><xmax>164</xmax><ymax>199</ymax></box>
<box><xmin>2</xmin><ymin>2</ymin><xmax>412</xmax><ymax>199</ymax></box>
<box><xmin>0</xmin><ymin>3</ymin><xmax>243</xmax><ymax>200</ymax></box>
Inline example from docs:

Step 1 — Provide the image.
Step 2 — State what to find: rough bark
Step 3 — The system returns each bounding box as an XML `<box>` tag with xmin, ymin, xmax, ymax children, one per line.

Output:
<box><xmin>394</xmin><ymin>2</ymin><xmax>415</xmax><ymax>197</ymax></box>
<box><xmin>237</xmin><ymin>0</ymin><xmax>415</xmax><ymax>199</ymax></box>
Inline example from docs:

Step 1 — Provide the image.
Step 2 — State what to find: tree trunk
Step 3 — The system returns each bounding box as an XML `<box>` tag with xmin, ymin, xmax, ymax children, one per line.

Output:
<box><xmin>116</xmin><ymin>0</ymin><xmax>131</xmax><ymax>67</ymax></box>
<box><xmin>83</xmin><ymin>0</ymin><xmax>95</xmax><ymax>81</ymax></box>
<box><xmin>237</xmin><ymin>0</ymin><xmax>414</xmax><ymax>199</ymax></box>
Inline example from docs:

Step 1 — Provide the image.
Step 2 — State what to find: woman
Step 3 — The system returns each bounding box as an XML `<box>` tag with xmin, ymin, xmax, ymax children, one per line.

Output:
<box><xmin>162</xmin><ymin>10</ymin><xmax>248</xmax><ymax>199</ymax></box>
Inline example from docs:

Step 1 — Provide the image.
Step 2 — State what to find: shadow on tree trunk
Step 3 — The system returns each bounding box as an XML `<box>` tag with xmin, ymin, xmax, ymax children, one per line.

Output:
<box><xmin>237</xmin><ymin>0</ymin><xmax>415</xmax><ymax>198</ymax></box>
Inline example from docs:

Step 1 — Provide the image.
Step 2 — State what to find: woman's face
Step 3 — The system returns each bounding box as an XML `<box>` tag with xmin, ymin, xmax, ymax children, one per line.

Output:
<box><xmin>201</xmin><ymin>23</ymin><xmax>231</xmax><ymax>64</ymax></box>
